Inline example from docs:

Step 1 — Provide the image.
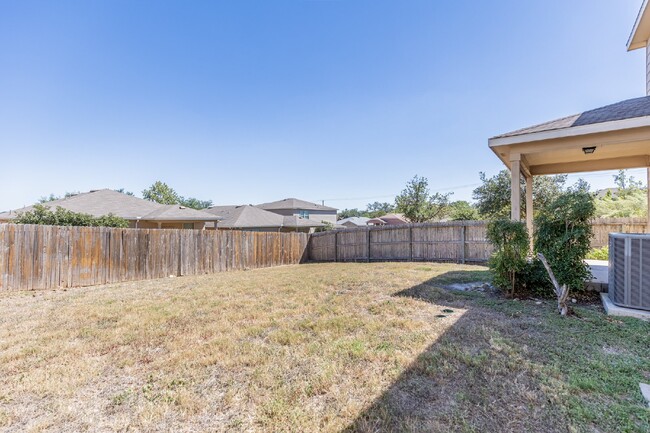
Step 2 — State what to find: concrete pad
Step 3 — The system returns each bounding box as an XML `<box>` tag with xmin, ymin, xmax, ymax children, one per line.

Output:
<box><xmin>641</xmin><ymin>383</ymin><xmax>650</xmax><ymax>407</ymax></box>
<box><xmin>601</xmin><ymin>293</ymin><xmax>650</xmax><ymax>321</ymax></box>
<box><xmin>586</xmin><ymin>260</ymin><xmax>608</xmax><ymax>284</ymax></box>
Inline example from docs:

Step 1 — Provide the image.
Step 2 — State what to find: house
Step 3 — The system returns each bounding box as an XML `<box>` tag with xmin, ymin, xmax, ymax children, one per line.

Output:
<box><xmin>0</xmin><ymin>189</ymin><xmax>221</xmax><ymax>229</ymax></box>
<box><xmin>488</xmin><ymin>1</ymin><xmax>650</xmax><ymax>234</ymax></box>
<box><xmin>204</xmin><ymin>205</ymin><xmax>324</xmax><ymax>233</ymax></box>
<box><xmin>367</xmin><ymin>213</ymin><xmax>410</xmax><ymax>226</ymax></box>
<box><xmin>337</xmin><ymin>216</ymin><xmax>371</xmax><ymax>228</ymax></box>
<box><xmin>256</xmin><ymin>198</ymin><xmax>338</xmax><ymax>225</ymax></box>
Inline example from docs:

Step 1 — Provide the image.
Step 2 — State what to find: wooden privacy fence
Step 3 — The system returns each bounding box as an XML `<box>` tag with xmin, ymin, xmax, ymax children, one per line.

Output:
<box><xmin>309</xmin><ymin>221</ymin><xmax>493</xmax><ymax>263</ymax></box>
<box><xmin>590</xmin><ymin>218</ymin><xmax>648</xmax><ymax>248</ymax></box>
<box><xmin>0</xmin><ymin>224</ymin><xmax>308</xmax><ymax>291</ymax></box>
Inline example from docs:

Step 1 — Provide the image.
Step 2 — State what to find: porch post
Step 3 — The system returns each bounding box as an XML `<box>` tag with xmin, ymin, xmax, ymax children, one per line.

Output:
<box><xmin>647</xmin><ymin>167</ymin><xmax>650</xmax><ymax>233</ymax></box>
<box><xmin>525</xmin><ymin>175</ymin><xmax>534</xmax><ymax>245</ymax></box>
<box><xmin>511</xmin><ymin>158</ymin><xmax>521</xmax><ymax>221</ymax></box>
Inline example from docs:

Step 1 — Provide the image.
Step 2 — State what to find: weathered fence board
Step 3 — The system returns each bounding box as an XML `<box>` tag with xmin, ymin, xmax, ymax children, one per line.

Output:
<box><xmin>309</xmin><ymin>221</ymin><xmax>493</xmax><ymax>263</ymax></box>
<box><xmin>0</xmin><ymin>224</ymin><xmax>308</xmax><ymax>291</ymax></box>
<box><xmin>309</xmin><ymin>217</ymin><xmax>647</xmax><ymax>263</ymax></box>
<box><xmin>590</xmin><ymin>218</ymin><xmax>648</xmax><ymax>248</ymax></box>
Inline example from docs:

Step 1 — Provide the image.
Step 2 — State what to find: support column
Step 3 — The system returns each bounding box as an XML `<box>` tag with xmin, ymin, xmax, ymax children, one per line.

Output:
<box><xmin>647</xmin><ymin>167</ymin><xmax>650</xmax><ymax>233</ymax></box>
<box><xmin>525</xmin><ymin>175</ymin><xmax>534</xmax><ymax>249</ymax></box>
<box><xmin>511</xmin><ymin>158</ymin><xmax>521</xmax><ymax>221</ymax></box>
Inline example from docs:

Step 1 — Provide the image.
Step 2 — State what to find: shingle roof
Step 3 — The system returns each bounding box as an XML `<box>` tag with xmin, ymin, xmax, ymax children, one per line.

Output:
<box><xmin>493</xmin><ymin>96</ymin><xmax>650</xmax><ymax>139</ymax></box>
<box><xmin>337</xmin><ymin>216</ymin><xmax>370</xmax><ymax>226</ymax></box>
<box><xmin>256</xmin><ymin>198</ymin><xmax>337</xmax><ymax>212</ymax></box>
<box><xmin>205</xmin><ymin>205</ymin><xmax>284</xmax><ymax>228</ymax></box>
<box><xmin>0</xmin><ymin>189</ymin><xmax>220</xmax><ymax>222</ymax></box>
<box><xmin>141</xmin><ymin>205</ymin><xmax>221</xmax><ymax>222</ymax></box>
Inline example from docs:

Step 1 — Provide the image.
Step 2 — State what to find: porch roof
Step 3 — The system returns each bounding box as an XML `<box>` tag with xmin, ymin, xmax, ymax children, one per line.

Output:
<box><xmin>488</xmin><ymin>96</ymin><xmax>650</xmax><ymax>176</ymax></box>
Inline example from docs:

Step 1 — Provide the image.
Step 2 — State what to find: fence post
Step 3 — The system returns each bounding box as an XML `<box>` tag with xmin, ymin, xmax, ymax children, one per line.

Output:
<box><xmin>409</xmin><ymin>225</ymin><xmax>413</xmax><ymax>261</ymax></box>
<box><xmin>460</xmin><ymin>224</ymin><xmax>466</xmax><ymax>264</ymax></box>
<box><xmin>334</xmin><ymin>231</ymin><xmax>339</xmax><ymax>262</ymax></box>
<box><xmin>366</xmin><ymin>228</ymin><xmax>371</xmax><ymax>262</ymax></box>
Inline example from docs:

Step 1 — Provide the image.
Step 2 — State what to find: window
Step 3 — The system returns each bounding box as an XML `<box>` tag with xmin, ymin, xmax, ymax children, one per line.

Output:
<box><xmin>183</xmin><ymin>223</ymin><xmax>194</xmax><ymax>229</ymax></box>
<box><xmin>298</xmin><ymin>210</ymin><xmax>309</xmax><ymax>219</ymax></box>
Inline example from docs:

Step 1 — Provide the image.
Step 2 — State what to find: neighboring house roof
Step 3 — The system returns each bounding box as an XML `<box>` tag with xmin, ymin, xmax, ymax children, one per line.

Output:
<box><xmin>367</xmin><ymin>214</ymin><xmax>410</xmax><ymax>225</ymax></box>
<box><xmin>256</xmin><ymin>198</ymin><xmax>337</xmax><ymax>212</ymax></box>
<box><xmin>204</xmin><ymin>205</ymin><xmax>325</xmax><ymax>229</ymax></box>
<box><xmin>337</xmin><ymin>217</ymin><xmax>370</xmax><ymax>226</ymax></box>
<box><xmin>282</xmin><ymin>216</ymin><xmax>324</xmax><ymax>228</ymax></box>
<box><xmin>205</xmin><ymin>205</ymin><xmax>284</xmax><ymax>228</ymax></box>
<box><xmin>0</xmin><ymin>189</ymin><xmax>221</xmax><ymax>222</ymax></box>
<box><xmin>140</xmin><ymin>205</ymin><xmax>221</xmax><ymax>222</ymax></box>
<box><xmin>492</xmin><ymin>96</ymin><xmax>650</xmax><ymax>139</ymax></box>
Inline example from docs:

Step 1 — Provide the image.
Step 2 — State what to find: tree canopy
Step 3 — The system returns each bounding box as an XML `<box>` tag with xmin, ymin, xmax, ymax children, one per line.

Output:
<box><xmin>13</xmin><ymin>205</ymin><xmax>129</xmax><ymax>228</ymax></box>
<box><xmin>142</xmin><ymin>181</ymin><xmax>212</xmax><ymax>210</ymax></box>
<box><xmin>472</xmin><ymin>170</ymin><xmax>569</xmax><ymax>219</ymax></box>
<box><xmin>395</xmin><ymin>175</ymin><xmax>451</xmax><ymax>223</ymax></box>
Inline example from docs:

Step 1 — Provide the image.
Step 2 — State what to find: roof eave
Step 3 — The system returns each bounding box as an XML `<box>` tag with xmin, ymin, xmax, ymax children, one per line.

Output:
<box><xmin>628</xmin><ymin>0</ymin><xmax>650</xmax><ymax>51</ymax></box>
<box><xmin>489</xmin><ymin>115</ymin><xmax>650</xmax><ymax>148</ymax></box>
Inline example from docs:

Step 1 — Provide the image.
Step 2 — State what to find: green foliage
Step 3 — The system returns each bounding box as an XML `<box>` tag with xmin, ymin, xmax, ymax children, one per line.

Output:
<box><xmin>13</xmin><ymin>204</ymin><xmax>129</xmax><ymax>228</ymax></box>
<box><xmin>595</xmin><ymin>188</ymin><xmax>647</xmax><ymax>218</ymax></box>
<box><xmin>447</xmin><ymin>200</ymin><xmax>480</xmax><ymax>221</ymax></box>
<box><xmin>365</xmin><ymin>202</ymin><xmax>395</xmax><ymax>218</ymax></box>
<box><xmin>472</xmin><ymin>170</ymin><xmax>568</xmax><ymax>219</ymax></box>
<box><xmin>142</xmin><ymin>181</ymin><xmax>212</xmax><ymax>209</ymax></box>
<box><xmin>395</xmin><ymin>175</ymin><xmax>451</xmax><ymax>223</ymax></box>
<box><xmin>586</xmin><ymin>246</ymin><xmax>609</xmax><ymax>261</ymax></box>
<box><xmin>337</xmin><ymin>202</ymin><xmax>395</xmax><ymax>220</ymax></box>
<box><xmin>114</xmin><ymin>188</ymin><xmax>134</xmax><ymax>196</ymax></box>
<box><xmin>38</xmin><ymin>191</ymin><xmax>79</xmax><ymax>203</ymax></box>
<box><xmin>142</xmin><ymin>181</ymin><xmax>180</xmax><ymax>205</ymax></box>
<box><xmin>486</xmin><ymin>220</ymin><xmax>529</xmax><ymax>296</ymax></box>
<box><xmin>593</xmin><ymin>171</ymin><xmax>647</xmax><ymax>218</ymax></box>
<box><xmin>534</xmin><ymin>184</ymin><xmax>596</xmax><ymax>292</ymax></box>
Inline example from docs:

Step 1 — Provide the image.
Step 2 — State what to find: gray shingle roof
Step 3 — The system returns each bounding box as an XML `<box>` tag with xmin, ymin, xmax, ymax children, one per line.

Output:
<box><xmin>256</xmin><ymin>198</ymin><xmax>337</xmax><ymax>212</ymax></box>
<box><xmin>337</xmin><ymin>216</ymin><xmax>371</xmax><ymax>226</ymax></box>
<box><xmin>0</xmin><ymin>189</ymin><xmax>220</xmax><ymax>222</ymax></box>
<box><xmin>205</xmin><ymin>205</ymin><xmax>284</xmax><ymax>228</ymax></box>
<box><xmin>493</xmin><ymin>96</ymin><xmax>650</xmax><ymax>139</ymax></box>
<box><xmin>141</xmin><ymin>205</ymin><xmax>221</xmax><ymax>222</ymax></box>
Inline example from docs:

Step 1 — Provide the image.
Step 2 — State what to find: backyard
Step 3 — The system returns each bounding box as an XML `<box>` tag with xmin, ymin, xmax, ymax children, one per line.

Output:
<box><xmin>0</xmin><ymin>262</ymin><xmax>649</xmax><ymax>433</ymax></box>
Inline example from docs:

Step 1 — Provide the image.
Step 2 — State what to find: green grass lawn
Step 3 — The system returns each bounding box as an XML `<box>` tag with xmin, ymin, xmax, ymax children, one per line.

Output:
<box><xmin>0</xmin><ymin>262</ymin><xmax>648</xmax><ymax>432</ymax></box>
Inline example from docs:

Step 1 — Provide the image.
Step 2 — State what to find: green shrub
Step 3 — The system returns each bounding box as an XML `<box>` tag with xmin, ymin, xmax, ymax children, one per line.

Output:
<box><xmin>534</xmin><ymin>185</ymin><xmax>595</xmax><ymax>292</ymax></box>
<box><xmin>486</xmin><ymin>219</ymin><xmax>529</xmax><ymax>296</ymax></box>
<box><xmin>586</xmin><ymin>246</ymin><xmax>608</xmax><ymax>261</ymax></box>
<box><xmin>13</xmin><ymin>204</ymin><xmax>129</xmax><ymax>228</ymax></box>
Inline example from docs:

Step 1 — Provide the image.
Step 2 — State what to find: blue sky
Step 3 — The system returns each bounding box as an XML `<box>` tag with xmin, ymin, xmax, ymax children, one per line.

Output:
<box><xmin>0</xmin><ymin>0</ymin><xmax>647</xmax><ymax>211</ymax></box>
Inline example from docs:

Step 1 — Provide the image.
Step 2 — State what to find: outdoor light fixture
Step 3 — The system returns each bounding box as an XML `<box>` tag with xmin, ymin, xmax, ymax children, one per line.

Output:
<box><xmin>582</xmin><ymin>146</ymin><xmax>596</xmax><ymax>155</ymax></box>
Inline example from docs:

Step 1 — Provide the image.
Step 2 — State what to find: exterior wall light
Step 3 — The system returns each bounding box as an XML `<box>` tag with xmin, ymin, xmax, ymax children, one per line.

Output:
<box><xmin>582</xmin><ymin>146</ymin><xmax>596</xmax><ymax>154</ymax></box>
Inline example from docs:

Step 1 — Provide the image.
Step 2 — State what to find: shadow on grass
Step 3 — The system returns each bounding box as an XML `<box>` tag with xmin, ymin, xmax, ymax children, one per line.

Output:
<box><xmin>339</xmin><ymin>272</ymin><xmax>568</xmax><ymax>433</ymax></box>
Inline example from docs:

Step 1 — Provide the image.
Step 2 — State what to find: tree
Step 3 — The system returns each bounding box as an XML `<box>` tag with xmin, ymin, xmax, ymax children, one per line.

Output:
<box><xmin>447</xmin><ymin>200</ymin><xmax>480</xmax><ymax>221</ymax></box>
<box><xmin>394</xmin><ymin>175</ymin><xmax>451</xmax><ymax>223</ymax></box>
<box><xmin>486</xmin><ymin>220</ymin><xmax>529</xmax><ymax>297</ymax></box>
<box><xmin>338</xmin><ymin>209</ymin><xmax>363</xmax><ymax>220</ymax></box>
<box><xmin>115</xmin><ymin>188</ymin><xmax>134</xmax><ymax>196</ymax></box>
<box><xmin>535</xmin><ymin>183</ymin><xmax>595</xmax><ymax>311</ymax></box>
<box><xmin>365</xmin><ymin>202</ymin><xmax>395</xmax><ymax>218</ymax></box>
<box><xmin>13</xmin><ymin>204</ymin><xmax>129</xmax><ymax>228</ymax></box>
<box><xmin>142</xmin><ymin>181</ymin><xmax>181</xmax><ymax>205</ymax></box>
<box><xmin>179</xmin><ymin>197</ymin><xmax>213</xmax><ymax>210</ymax></box>
<box><xmin>472</xmin><ymin>170</ymin><xmax>569</xmax><ymax>219</ymax></box>
<box><xmin>141</xmin><ymin>181</ymin><xmax>212</xmax><ymax>209</ymax></box>
<box><xmin>38</xmin><ymin>191</ymin><xmax>79</xmax><ymax>203</ymax></box>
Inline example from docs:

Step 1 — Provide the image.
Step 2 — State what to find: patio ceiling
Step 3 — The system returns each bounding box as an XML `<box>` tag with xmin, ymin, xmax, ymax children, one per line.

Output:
<box><xmin>488</xmin><ymin>96</ymin><xmax>650</xmax><ymax>230</ymax></box>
